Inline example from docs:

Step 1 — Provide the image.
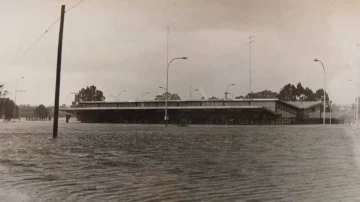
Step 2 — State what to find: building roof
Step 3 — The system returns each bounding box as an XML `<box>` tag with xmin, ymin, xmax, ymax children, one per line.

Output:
<box><xmin>61</xmin><ymin>106</ymin><xmax>279</xmax><ymax>115</ymax></box>
<box><xmin>79</xmin><ymin>98</ymin><xmax>280</xmax><ymax>104</ymax></box>
<box><xmin>284</xmin><ymin>101</ymin><xmax>322</xmax><ymax>109</ymax></box>
<box><xmin>76</xmin><ymin>99</ymin><xmax>325</xmax><ymax>112</ymax></box>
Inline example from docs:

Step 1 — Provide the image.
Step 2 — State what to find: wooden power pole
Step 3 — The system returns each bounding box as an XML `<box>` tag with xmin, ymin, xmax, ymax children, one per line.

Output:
<box><xmin>53</xmin><ymin>5</ymin><xmax>66</xmax><ymax>139</ymax></box>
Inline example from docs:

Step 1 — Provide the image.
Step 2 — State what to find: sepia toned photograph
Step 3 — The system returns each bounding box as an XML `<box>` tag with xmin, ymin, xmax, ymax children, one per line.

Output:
<box><xmin>0</xmin><ymin>0</ymin><xmax>359</xmax><ymax>201</ymax></box>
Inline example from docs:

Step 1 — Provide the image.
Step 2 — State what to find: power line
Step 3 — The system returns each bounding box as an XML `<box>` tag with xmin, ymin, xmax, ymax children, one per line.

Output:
<box><xmin>11</xmin><ymin>17</ymin><xmax>60</xmax><ymax>65</ymax></box>
<box><xmin>66</xmin><ymin>0</ymin><xmax>85</xmax><ymax>13</ymax></box>
<box><xmin>10</xmin><ymin>0</ymin><xmax>85</xmax><ymax>66</ymax></box>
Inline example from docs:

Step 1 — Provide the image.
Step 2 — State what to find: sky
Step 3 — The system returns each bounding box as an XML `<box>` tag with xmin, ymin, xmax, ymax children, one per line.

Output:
<box><xmin>0</xmin><ymin>0</ymin><xmax>360</xmax><ymax>106</ymax></box>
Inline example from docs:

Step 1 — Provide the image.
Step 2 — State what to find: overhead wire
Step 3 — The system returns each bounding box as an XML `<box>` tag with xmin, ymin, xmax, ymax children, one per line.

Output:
<box><xmin>65</xmin><ymin>0</ymin><xmax>85</xmax><ymax>13</ymax></box>
<box><xmin>10</xmin><ymin>0</ymin><xmax>85</xmax><ymax>66</ymax></box>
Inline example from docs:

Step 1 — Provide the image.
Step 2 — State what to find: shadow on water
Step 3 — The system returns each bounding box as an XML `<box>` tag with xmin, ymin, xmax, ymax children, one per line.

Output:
<box><xmin>0</xmin><ymin>123</ymin><xmax>360</xmax><ymax>201</ymax></box>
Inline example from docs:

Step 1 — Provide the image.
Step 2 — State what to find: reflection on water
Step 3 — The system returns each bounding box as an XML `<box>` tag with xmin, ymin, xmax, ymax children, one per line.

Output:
<box><xmin>0</xmin><ymin>122</ymin><xmax>360</xmax><ymax>201</ymax></box>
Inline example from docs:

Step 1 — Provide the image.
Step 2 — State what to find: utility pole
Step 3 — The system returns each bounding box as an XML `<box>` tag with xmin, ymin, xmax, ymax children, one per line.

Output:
<box><xmin>53</xmin><ymin>5</ymin><xmax>65</xmax><ymax>139</ymax></box>
<box><xmin>249</xmin><ymin>36</ymin><xmax>255</xmax><ymax>94</ymax></box>
<box><xmin>357</xmin><ymin>44</ymin><xmax>359</xmax><ymax>129</ymax></box>
<box><xmin>165</xmin><ymin>26</ymin><xmax>169</xmax><ymax>127</ymax></box>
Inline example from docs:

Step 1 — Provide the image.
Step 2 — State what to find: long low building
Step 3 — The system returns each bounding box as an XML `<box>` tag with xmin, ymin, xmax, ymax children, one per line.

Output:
<box><xmin>60</xmin><ymin>99</ymin><xmax>324</xmax><ymax>125</ymax></box>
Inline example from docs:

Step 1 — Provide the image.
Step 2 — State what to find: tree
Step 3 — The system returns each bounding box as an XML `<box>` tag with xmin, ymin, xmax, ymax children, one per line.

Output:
<box><xmin>277</xmin><ymin>82</ymin><xmax>330</xmax><ymax>103</ymax></box>
<box><xmin>278</xmin><ymin>84</ymin><xmax>294</xmax><ymax>101</ymax></box>
<box><xmin>4</xmin><ymin>99</ymin><xmax>17</xmax><ymax>120</ymax></box>
<box><xmin>0</xmin><ymin>85</ymin><xmax>15</xmax><ymax>120</ymax></box>
<box><xmin>208</xmin><ymin>96</ymin><xmax>219</xmax><ymax>100</ymax></box>
<box><xmin>76</xmin><ymin>85</ymin><xmax>105</xmax><ymax>102</ymax></box>
<box><xmin>155</xmin><ymin>92</ymin><xmax>181</xmax><ymax>100</ymax></box>
<box><xmin>0</xmin><ymin>85</ymin><xmax>9</xmax><ymax>113</ymax></box>
<box><xmin>278</xmin><ymin>83</ymin><xmax>315</xmax><ymax>101</ymax></box>
<box><xmin>246</xmin><ymin>90</ymin><xmax>278</xmax><ymax>99</ymax></box>
<box><xmin>235</xmin><ymin>95</ymin><xmax>245</xmax><ymax>99</ymax></box>
<box><xmin>235</xmin><ymin>90</ymin><xmax>278</xmax><ymax>99</ymax></box>
<box><xmin>315</xmin><ymin>89</ymin><xmax>330</xmax><ymax>104</ymax></box>
<box><xmin>296</xmin><ymin>82</ymin><xmax>305</xmax><ymax>101</ymax></box>
<box><xmin>34</xmin><ymin>105</ymin><xmax>49</xmax><ymax>119</ymax></box>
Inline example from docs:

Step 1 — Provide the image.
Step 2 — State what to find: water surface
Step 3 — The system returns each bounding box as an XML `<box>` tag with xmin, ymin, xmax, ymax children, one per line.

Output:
<box><xmin>0</xmin><ymin>122</ymin><xmax>359</xmax><ymax>201</ymax></box>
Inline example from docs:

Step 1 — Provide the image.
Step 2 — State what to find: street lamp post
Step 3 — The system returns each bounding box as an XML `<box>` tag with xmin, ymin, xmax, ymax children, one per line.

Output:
<box><xmin>16</xmin><ymin>90</ymin><xmax>25</xmax><ymax>120</ymax></box>
<box><xmin>70</xmin><ymin>92</ymin><xmax>77</xmax><ymax>120</ymax></box>
<box><xmin>349</xmin><ymin>80</ymin><xmax>357</xmax><ymax>122</ymax></box>
<box><xmin>314</xmin><ymin>59</ymin><xmax>326</xmax><ymax>125</ymax></box>
<box><xmin>190</xmin><ymin>88</ymin><xmax>199</xmax><ymax>100</ymax></box>
<box><xmin>71</xmin><ymin>92</ymin><xmax>77</xmax><ymax>106</ymax></box>
<box><xmin>14</xmin><ymin>76</ymin><xmax>24</xmax><ymax>121</ymax></box>
<box><xmin>142</xmin><ymin>92</ymin><xmax>150</xmax><ymax>101</ymax></box>
<box><xmin>189</xmin><ymin>86</ymin><xmax>192</xmax><ymax>100</ymax></box>
<box><xmin>225</xmin><ymin>84</ymin><xmax>235</xmax><ymax>100</ymax></box>
<box><xmin>356</xmin><ymin>98</ymin><xmax>357</xmax><ymax>122</ymax></box>
<box><xmin>348</xmin><ymin>58</ymin><xmax>359</xmax><ymax>128</ymax></box>
<box><xmin>165</xmin><ymin>57</ymin><xmax>188</xmax><ymax>127</ymax></box>
<box><xmin>118</xmin><ymin>90</ymin><xmax>126</xmax><ymax>101</ymax></box>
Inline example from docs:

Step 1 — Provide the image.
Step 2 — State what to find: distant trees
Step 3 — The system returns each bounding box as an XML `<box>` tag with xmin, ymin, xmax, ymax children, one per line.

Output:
<box><xmin>19</xmin><ymin>105</ymin><xmax>68</xmax><ymax>118</ymax></box>
<box><xmin>278</xmin><ymin>82</ymin><xmax>329</xmax><ymax>103</ymax></box>
<box><xmin>0</xmin><ymin>85</ymin><xmax>8</xmax><ymax>105</ymax></box>
<box><xmin>236</xmin><ymin>90</ymin><xmax>278</xmax><ymax>99</ymax></box>
<box><xmin>278</xmin><ymin>83</ymin><xmax>297</xmax><ymax>101</ymax></box>
<box><xmin>4</xmin><ymin>100</ymin><xmax>17</xmax><ymax>120</ymax></box>
<box><xmin>315</xmin><ymin>89</ymin><xmax>330</xmax><ymax>103</ymax></box>
<box><xmin>155</xmin><ymin>92</ymin><xmax>181</xmax><ymax>100</ymax></box>
<box><xmin>0</xmin><ymin>85</ymin><xmax>16</xmax><ymax>120</ymax></box>
<box><xmin>208</xmin><ymin>96</ymin><xmax>219</xmax><ymax>100</ymax></box>
<box><xmin>231</xmin><ymin>82</ymin><xmax>330</xmax><ymax>104</ymax></box>
<box><xmin>235</xmin><ymin>95</ymin><xmax>245</xmax><ymax>99</ymax></box>
<box><xmin>199</xmin><ymin>96</ymin><xmax>219</xmax><ymax>100</ymax></box>
<box><xmin>34</xmin><ymin>105</ymin><xmax>49</xmax><ymax>119</ymax></box>
<box><xmin>76</xmin><ymin>85</ymin><xmax>105</xmax><ymax>103</ymax></box>
<box><xmin>0</xmin><ymin>85</ymin><xmax>8</xmax><ymax>111</ymax></box>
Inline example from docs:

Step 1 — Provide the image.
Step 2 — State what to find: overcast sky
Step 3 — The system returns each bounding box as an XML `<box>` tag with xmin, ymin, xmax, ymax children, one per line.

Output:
<box><xmin>1</xmin><ymin>0</ymin><xmax>359</xmax><ymax>105</ymax></box>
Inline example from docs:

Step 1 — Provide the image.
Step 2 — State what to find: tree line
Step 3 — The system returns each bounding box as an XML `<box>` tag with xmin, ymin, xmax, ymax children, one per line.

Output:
<box><xmin>72</xmin><ymin>83</ymin><xmax>330</xmax><ymax>105</ymax></box>
<box><xmin>0</xmin><ymin>85</ymin><xmax>19</xmax><ymax>120</ymax></box>
<box><xmin>152</xmin><ymin>82</ymin><xmax>330</xmax><ymax>104</ymax></box>
<box><xmin>19</xmin><ymin>105</ymin><xmax>69</xmax><ymax>119</ymax></box>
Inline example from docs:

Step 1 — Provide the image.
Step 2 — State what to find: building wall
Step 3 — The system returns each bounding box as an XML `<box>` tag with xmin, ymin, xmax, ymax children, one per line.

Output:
<box><xmin>74</xmin><ymin>100</ymin><xmax>322</xmax><ymax>125</ymax></box>
<box><xmin>75</xmin><ymin>109</ymin><xmax>279</xmax><ymax>125</ymax></box>
<box><xmin>305</xmin><ymin>106</ymin><xmax>321</xmax><ymax>119</ymax></box>
<box><xmin>275</xmin><ymin>102</ymin><xmax>297</xmax><ymax>124</ymax></box>
<box><xmin>250</xmin><ymin>101</ymin><xmax>276</xmax><ymax>109</ymax></box>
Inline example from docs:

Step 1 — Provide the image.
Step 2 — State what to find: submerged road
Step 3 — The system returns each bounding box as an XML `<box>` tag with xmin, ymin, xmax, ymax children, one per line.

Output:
<box><xmin>0</xmin><ymin>122</ymin><xmax>359</xmax><ymax>201</ymax></box>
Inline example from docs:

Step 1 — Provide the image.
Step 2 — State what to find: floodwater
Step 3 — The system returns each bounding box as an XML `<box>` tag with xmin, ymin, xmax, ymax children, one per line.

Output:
<box><xmin>0</xmin><ymin>122</ymin><xmax>360</xmax><ymax>201</ymax></box>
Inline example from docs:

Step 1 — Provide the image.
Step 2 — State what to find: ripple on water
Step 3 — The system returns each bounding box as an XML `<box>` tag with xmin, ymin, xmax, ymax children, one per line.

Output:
<box><xmin>0</xmin><ymin>123</ymin><xmax>360</xmax><ymax>201</ymax></box>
